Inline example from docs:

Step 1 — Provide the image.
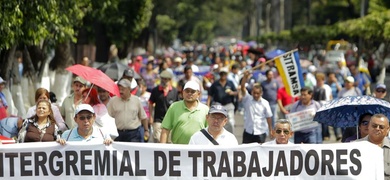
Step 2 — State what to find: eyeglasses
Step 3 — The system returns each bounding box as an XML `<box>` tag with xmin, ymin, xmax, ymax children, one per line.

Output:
<box><xmin>376</xmin><ymin>89</ymin><xmax>386</xmax><ymax>93</ymax></box>
<box><xmin>360</xmin><ymin>120</ymin><xmax>369</xmax><ymax>126</ymax></box>
<box><xmin>371</xmin><ymin>123</ymin><xmax>387</xmax><ymax>130</ymax></box>
<box><xmin>275</xmin><ymin>129</ymin><xmax>290</xmax><ymax>135</ymax></box>
<box><xmin>209</xmin><ymin>115</ymin><xmax>226</xmax><ymax>121</ymax></box>
<box><xmin>78</xmin><ymin>115</ymin><xmax>93</xmax><ymax>121</ymax></box>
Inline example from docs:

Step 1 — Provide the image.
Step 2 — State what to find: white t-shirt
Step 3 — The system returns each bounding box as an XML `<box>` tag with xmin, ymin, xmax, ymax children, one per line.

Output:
<box><xmin>189</xmin><ymin>127</ymin><xmax>238</xmax><ymax>145</ymax></box>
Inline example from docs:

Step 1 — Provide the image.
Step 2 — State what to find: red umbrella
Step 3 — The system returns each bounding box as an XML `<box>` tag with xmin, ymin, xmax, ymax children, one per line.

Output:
<box><xmin>66</xmin><ymin>64</ymin><xmax>120</xmax><ymax>97</ymax></box>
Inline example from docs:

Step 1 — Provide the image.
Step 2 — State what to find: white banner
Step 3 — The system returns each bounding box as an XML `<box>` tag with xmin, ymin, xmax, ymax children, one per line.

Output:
<box><xmin>0</xmin><ymin>142</ymin><xmax>384</xmax><ymax>179</ymax></box>
<box><xmin>286</xmin><ymin>108</ymin><xmax>319</xmax><ymax>131</ymax></box>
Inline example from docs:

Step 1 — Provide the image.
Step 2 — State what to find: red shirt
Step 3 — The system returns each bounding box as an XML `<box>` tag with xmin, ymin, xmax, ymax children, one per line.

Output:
<box><xmin>277</xmin><ymin>87</ymin><xmax>297</xmax><ymax>106</ymax></box>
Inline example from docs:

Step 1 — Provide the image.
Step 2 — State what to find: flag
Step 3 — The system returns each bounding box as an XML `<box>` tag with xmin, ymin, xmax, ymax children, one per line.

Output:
<box><xmin>275</xmin><ymin>50</ymin><xmax>305</xmax><ymax>97</ymax></box>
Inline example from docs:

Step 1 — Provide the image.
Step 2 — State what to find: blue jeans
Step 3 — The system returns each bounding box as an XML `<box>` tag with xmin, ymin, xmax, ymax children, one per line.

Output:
<box><xmin>270</xmin><ymin>103</ymin><xmax>277</xmax><ymax>128</ymax></box>
<box><xmin>115</xmin><ymin>126</ymin><xmax>142</xmax><ymax>142</ymax></box>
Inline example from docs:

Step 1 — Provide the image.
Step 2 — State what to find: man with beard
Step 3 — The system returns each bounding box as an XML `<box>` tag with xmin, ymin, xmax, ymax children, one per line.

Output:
<box><xmin>160</xmin><ymin>81</ymin><xmax>209</xmax><ymax>144</ymax></box>
<box><xmin>149</xmin><ymin>70</ymin><xmax>179</xmax><ymax>143</ymax></box>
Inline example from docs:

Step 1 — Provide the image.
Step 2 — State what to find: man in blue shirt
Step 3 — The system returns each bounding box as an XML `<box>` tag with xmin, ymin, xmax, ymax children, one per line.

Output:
<box><xmin>57</xmin><ymin>104</ymin><xmax>112</xmax><ymax>145</ymax></box>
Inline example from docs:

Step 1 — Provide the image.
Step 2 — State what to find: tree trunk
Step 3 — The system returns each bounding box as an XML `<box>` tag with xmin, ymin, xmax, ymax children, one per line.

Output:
<box><xmin>94</xmin><ymin>21</ymin><xmax>110</xmax><ymax>63</ymax></box>
<box><xmin>50</xmin><ymin>41</ymin><xmax>74</xmax><ymax>105</ymax></box>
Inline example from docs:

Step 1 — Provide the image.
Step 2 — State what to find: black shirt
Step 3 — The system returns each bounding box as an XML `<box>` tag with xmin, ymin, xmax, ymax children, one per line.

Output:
<box><xmin>208</xmin><ymin>80</ymin><xmax>237</xmax><ymax>105</ymax></box>
<box><xmin>149</xmin><ymin>85</ymin><xmax>179</xmax><ymax>123</ymax></box>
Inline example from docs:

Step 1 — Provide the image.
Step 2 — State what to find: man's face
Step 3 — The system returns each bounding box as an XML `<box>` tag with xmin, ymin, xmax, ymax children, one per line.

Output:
<box><xmin>184</xmin><ymin>69</ymin><xmax>193</xmax><ymax>79</ymax></box>
<box><xmin>266</xmin><ymin>71</ymin><xmax>274</xmax><ymax>80</ymax></box>
<box><xmin>219</xmin><ymin>72</ymin><xmax>228</xmax><ymax>80</ymax></box>
<box><xmin>119</xmin><ymin>85</ymin><xmax>131</xmax><ymax>99</ymax></box>
<box><xmin>375</xmin><ymin>88</ymin><xmax>387</xmax><ymax>99</ymax></box>
<box><xmin>273</xmin><ymin>123</ymin><xmax>293</xmax><ymax>144</ymax></box>
<box><xmin>251</xmin><ymin>88</ymin><xmax>262</xmax><ymax>101</ymax></box>
<box><xmin>206</xmin><ymin>113</ymin><xmax>227</xmax><ymax>133</ymax></box>
<box><xmin>182</xmin><ymin>88</ymin><xmax>200</xmax><ymax>102</ymax></box>
<box><xmin>300</xmin><ymin>90</ymin><xmax>312</xmax><ymax>104</ymax></box>
<box><xmin>368</xmin><ymin>116</ymin><xmax>390</xmax><ymax>142</ymax></box>
<box><xmin>0</xmin><ymin>83</ymin><xmax>5</xmax><ymax>91</ymax></box>
<box><xmin>75</xmin><ymin>111</ymin><xmax>95</xmax><ymax>132</ymax></box>
<box><xmin>73</xmin><ymin>82</ymin><xmax>86</xmax><ymax>96</ymax></box>
<box><xmin>160</xmin><ymin>77</ymin><xmax>171</xmax><ymax>87</ymax></box>
<box><xmin>98</xmin><ymin>89</ymin><xmax>110</xmax><ymax>102</ymax></box>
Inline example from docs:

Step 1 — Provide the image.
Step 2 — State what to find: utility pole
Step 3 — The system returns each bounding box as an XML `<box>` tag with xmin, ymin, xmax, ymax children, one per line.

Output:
<box><xmin>256</xmin><ymin>0</ymin><xmax>263</xmax><ymax>42</ymax></box>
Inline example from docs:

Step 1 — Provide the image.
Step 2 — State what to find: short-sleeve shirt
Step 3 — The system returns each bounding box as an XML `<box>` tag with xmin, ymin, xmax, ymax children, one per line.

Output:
<box><xmin>107</xmin><ymin>96</ymin><xmax>147</xmax><ymax>130</ymax></box>
<box><xmin>61</xmin><ymin>126</ymin><xmax>108</xmax><ymax>142</ymax></box>
<box><xmin>208</xmin><ymin>80</ymin><xmax>237</xmax><ymax>105</ymax></box>
<box><xmin>149</xmin><ymin>85</ymin><xmax>179</xmax><ymax>123</ymax></box>
<box><xmin>60</xmin><ymin>94</ymin><xmax>77</xmax><ymax>129</ymax></box>
<box><xmin>161</xmin><ymin>100</ymin><xmax>209</xmax><ymax>144</ymax></box>
<box><xmin>261</xmin><ymin>79</ymin><xmax>279</xmax><ymax>105</ymax></box>
<box><xmin>242</xmin><ymin>92</ymin><xmax>272</xmax><ymax>135</ymax></box>
<box><xmin>188</xmin><ymin>127</ymin><xmax>238</xmax><ymax>145</ymax></box>
<box><xmin>337</xmin><ymin>87</ymin><xmax>362</xmax><ymax>98</ymax></box>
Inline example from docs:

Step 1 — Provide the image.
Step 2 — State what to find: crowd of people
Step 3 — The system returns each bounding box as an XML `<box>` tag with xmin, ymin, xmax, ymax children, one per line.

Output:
<box><xmin>0</xmin><ymin>46</ymin><xmax>389</xmax><ymax>178</ymax></box>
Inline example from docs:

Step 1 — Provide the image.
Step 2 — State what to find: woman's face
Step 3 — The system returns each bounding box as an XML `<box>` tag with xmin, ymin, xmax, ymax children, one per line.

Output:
<box><xmin>36</xmin><ymin>102</ymin><xmax>51</xmax><ymax>119</ymax></box>
<box><xmin>38</xmin><ymin>94</ymin><xmax>49</xmax><ymax>101</ymax></box>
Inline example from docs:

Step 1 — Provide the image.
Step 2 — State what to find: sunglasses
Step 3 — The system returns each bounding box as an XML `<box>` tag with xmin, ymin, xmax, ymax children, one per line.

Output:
<box><xmin>78</xmin><ymin>115</ymin><xmax>93</xmax><ymax>121</ymax></box>
<box><xmin>371</xmin><ymin>123</ymin><xmax>386</xmax><ymax>130</ymax></box>
<box><xmin>376</xmin><ymin>89</ymin><xmax>386</xmax><ymax>93</ymax></box>
<box><xmin>360</xmin><ymin>120</ymin><xmax>369</xmax><ymax>126</ymax></box>
<box><xmin>275</xmin><ymin>129</ymin><xmax>290</xmax><ymax>135</ymax></box>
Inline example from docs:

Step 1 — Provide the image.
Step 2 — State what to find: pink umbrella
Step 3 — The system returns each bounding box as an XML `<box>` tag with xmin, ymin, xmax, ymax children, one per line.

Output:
<box><xmin>66</xmin><ymin>64</ymin><xmax>120</xmax><ymax>97</ymax></box>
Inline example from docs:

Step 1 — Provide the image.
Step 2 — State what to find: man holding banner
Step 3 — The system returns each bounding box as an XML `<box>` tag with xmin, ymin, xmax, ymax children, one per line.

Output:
<box><xmin>288</xmin><ymin>87</ymin><xmax>322</xmax><ymax>144</ymax></box>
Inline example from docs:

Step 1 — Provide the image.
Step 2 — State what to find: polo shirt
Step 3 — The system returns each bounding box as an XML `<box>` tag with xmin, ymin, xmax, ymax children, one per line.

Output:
<box><xmin>107</xmin><ymin>96</ymin><xmax>147</xmax><ymax>130</ymax></box>
<box><xmin>208</xmin><ymin>80</ymin><xmax>236</xmax><ymax>105</ymax></box>
<box><xmin>61</xmin><ymin>126</ymin><xmax>108</xmax><ymax>142</ymax></box>
<box><xmin>161</xmin><ymin>100</ymin><xmax>209</xmax><ymax>144</ymax></box>
<box><xmin>242</xmin><ymin>92</ymin><xmax>272</xmax><ymax>135</ymax></box>
<box><xmin>188</xmin><ymin>127</ymin><xmax>238</xmax><ymax>145</ymax></box>
<box><xmin>149</xmin><ymin>85</ymin><xmax>179</xmax><ymax>123</ymax></box>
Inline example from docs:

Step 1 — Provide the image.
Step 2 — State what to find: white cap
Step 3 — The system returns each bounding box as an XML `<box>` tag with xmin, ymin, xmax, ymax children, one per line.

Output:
<box><xmin>308</xmin><ymin>65</ymin><xmax>317</xmax><ymax>73</ymax></box>
<box><xmin>183</xmin><ymin>81</ymin><xmax>200</xmax><ymax>91</ymax></box>
<box><xmin>0</xmin><ymin>77</ymin><xmax>6</xmax><ymax>84</ymax></box>
<box><xmin>345</xmin><ymin>76</ymin><xmax>355</xmax><ymax>83</ymax></box>
<box><xmin>174</xmin><ymin>57</ymin><xmax>182</xmax><ymax>63</ymax></box>
<box><xmin>74</xmin><ymin>104</ymin><xmax>95</xmax><ymax>117</ymax></box>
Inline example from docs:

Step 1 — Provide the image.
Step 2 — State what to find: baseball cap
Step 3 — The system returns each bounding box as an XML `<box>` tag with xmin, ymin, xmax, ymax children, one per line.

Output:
<box><xmin>209</xmin><ymin>105</ymin><xmax>228</xmax><ymax>117</ymax></box>
<box><xmin>73</xmin><ymin>76</ymin><xmax>87</xmax><ymax>85</ymax></box>
<box><xmin>174</xmin><ymin>57</ymin><xmax>182</xmax><ymax>63</ymax></box>
<box><xmin>183</xmin><ymin>81</ymin><xmax>200</xmax><ymax>91</ymax></box>
<box><xmin>74</xmin><ymin>104</ymin><xmax>95</xmax><ymax>117</ymax></box>
<box><xmin>160</xmin><ymin>70</ymin><xmax>173</xmax><ymax>79</ymax></box>
<box><xmin>219</xmin><ymin>67</ymin><xmax>229</xmax><ymax>74</ymax></box>
<box><xmin>118</xmin><ymin>78</ymin><xmax>132</xmax><ymax>88</ymax></box>
<box><xmin>0</xmin><ymin>77</ymin><xmax>6</xmax><ymax>84</ymax></box>
<box><xmin>345</xmin><ymin>76</ymin><xmax>355</xmax><ymax>83</ymax></box>
<box><xmin>376</xmin><ymin>83</ymin><xmax>386</xmax><ymax>90</ymax></box>
<box><xmin>123</xmin><ymin>69</ymin><xmax>135</xmax><ymax>77</ymax></box>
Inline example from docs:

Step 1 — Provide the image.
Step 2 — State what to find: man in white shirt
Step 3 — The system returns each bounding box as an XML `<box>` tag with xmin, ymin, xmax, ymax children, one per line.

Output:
<box><xmin>189</xmin><ymin>105</ymin><xmax>238</xmax><ymax>145</ymax></box>
<box><xmin>240</xmin><ymin>71</ymin><xmax>273</xmax><ymax>144</ymax></box>
<box><xmin>263</xmin><ymin>119</ymin><xmax>294</xmax><ymax>145</ymax></box>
